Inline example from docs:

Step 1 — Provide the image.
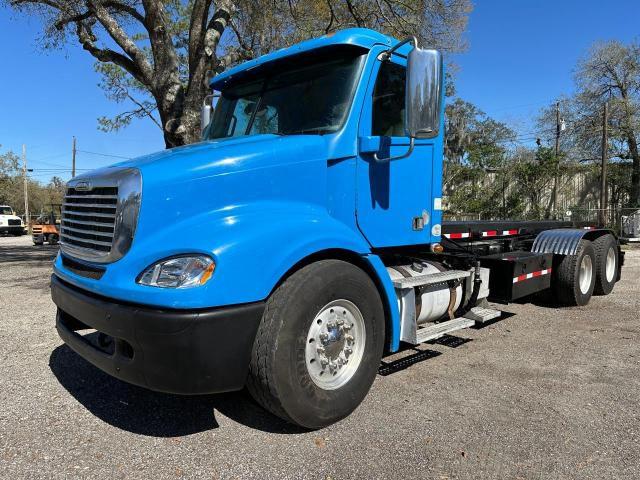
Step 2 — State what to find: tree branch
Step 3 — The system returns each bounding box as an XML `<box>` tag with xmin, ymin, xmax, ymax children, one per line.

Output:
<box><xmin>74</xmin><ymin>21</ymin><xmax>147</xmax><ymax>86</ymax></box>
<box><xmin>141</xmin><ymin>0</ymin><xmax>180</xmax><ymax>86</ymax></box>
<box><xmin>86</xmin><ymin>0</ymin><xmax>154</xmax><ymax>84</ymax></box>
<box><xmin>126</xmin><ymin>92</ymin><xmax>162</xmax><ymax>129</ymax></box>
<box><xmin>188</xmin><ymin>0</ymin><xmax>213</xmax><ymax>73</ymax></box>
<box><xmin>203</xmin><ymin>0</ymin><xmax>234</xmax><ymax>57</ymax></box>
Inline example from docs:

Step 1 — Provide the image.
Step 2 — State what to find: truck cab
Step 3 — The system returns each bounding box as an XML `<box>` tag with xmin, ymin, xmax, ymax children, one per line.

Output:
<box><xmin>51</xmin><ymin>28</ymin><xmax>622</xmax><ymax>429</ymax></box>
<box><xmin>0</xmin><ymin>205</ymin><xmax>25</xmax><ymax>236</ymax></box>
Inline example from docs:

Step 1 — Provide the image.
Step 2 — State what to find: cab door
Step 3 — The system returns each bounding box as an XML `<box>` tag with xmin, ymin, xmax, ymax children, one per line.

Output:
<box><xmin>356</xmin><ymin>55</ymin><xmax>438</xmax><ymax>248</ymax></box>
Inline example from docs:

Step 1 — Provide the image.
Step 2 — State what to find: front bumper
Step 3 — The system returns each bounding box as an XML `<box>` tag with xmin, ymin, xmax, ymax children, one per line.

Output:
<box><xmin>51</xmin><ymin>274</ymin><xmax>264</xmax><ymax>394</ymax></box>
<box><xmin>0</xmin><ymin>226</ymin><xmax>24</xmax><ymax>234</ymax></box>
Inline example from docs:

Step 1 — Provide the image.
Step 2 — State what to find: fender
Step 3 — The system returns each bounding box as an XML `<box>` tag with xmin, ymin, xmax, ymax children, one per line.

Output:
<box><xmin>362</xmin><ymin>254</ymin><xmax>401</xmax><ymax>352</ymax></box>
<box><xmin>532</xmin><ymin>228</ymin><xmax>615</xmax><ymax>256</ymax></box>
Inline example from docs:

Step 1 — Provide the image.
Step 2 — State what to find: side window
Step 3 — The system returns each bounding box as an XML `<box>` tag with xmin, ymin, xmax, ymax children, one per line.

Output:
<box><xmin>208</xmin><ymin>95</ymin><xmax>258</xmax><ymax>139</ymax></box>
<box><xmin>227</xmin><ymin>97</ymin><xmax>259</xmax><ymax>137</ymax></box>
<box><xmin>372</xmin><ymin>62</ymin><xmax>406</xmax><ymax>136</ymax></box>
<box><xmin>248</xmin><ymin>104</ymin><xmax>279</xmax><ymax>135</ymax></box>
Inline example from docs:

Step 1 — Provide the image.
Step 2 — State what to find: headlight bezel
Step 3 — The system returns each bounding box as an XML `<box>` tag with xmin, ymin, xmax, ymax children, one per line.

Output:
<box><xmin>136</xmin><ymin>254</ymin><xmax>216</xmax><ymax>289</ymax></box>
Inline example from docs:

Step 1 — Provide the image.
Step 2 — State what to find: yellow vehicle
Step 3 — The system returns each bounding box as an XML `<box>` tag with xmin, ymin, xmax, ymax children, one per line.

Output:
<box><xmin>32</xmin><ymin>204</ymin><xmax>61</xmax><ymax>245</ymax></box>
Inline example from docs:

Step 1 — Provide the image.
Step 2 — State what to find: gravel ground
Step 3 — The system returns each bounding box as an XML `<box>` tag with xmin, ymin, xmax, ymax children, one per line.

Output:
<box><xmin>1</xmin><ymin>234</ymin><xmax>639</xmax><ymax>479</ymax></box>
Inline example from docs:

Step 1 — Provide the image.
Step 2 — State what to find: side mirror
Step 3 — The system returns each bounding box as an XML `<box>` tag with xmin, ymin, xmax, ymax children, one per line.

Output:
<box><xmin>200</xmin><ymin>93</ymin><xmax>220</xmax><ymax>134</ymax></box>
<box><xmin>406</xmin><ymin>47</ymin><xmax>443</xmax><ymax>138</ymax></box>
<box><xmin>369</xmin><ymin>38</ymin><xmax>443</xmax><ymax>162</ymax></box>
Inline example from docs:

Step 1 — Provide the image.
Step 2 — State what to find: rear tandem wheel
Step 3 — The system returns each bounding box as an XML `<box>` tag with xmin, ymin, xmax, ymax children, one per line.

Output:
<box><xmin>552</xmin><ymin>239</ymin><xmax>596</xmax><ymax>306</ymax></box>
<box><xmin>592</xmin><ymin>234</ymin><xmax>618</xmax><ymax>295</ymax></box>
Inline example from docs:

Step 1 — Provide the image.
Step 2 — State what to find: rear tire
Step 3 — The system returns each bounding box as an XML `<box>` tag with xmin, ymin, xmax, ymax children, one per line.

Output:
<box><xmin>553</xmin><ymin>239</ymin><xmax>596</xmax><ymax>306</ymax></box>
<box><xmin>592</xmin><ymin>234</ymin><xmax>618</xmax><ymax>295</ymax></box>
<box><xmin>246</xmin><ymin>260</ymin><xmax>385</xmax><ymax>429</ymax></box>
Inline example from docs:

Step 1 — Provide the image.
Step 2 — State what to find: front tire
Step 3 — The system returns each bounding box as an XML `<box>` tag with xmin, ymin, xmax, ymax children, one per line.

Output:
<box><xmin>246</xmin><ymin>260</ymin><xmax>385</xmax><ymax>429</ymax></box>
<box><xmin>553</xmin><ymin>239</ymin><xmax>596</xmax><ymax>306</ymax></box>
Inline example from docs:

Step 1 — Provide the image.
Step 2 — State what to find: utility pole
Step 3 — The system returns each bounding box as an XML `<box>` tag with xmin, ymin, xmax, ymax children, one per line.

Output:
<box><xmin>22</xmin><ymin>144</ymin><xmax>29</xmax><ymax>229</ymax></box>
<box><xmin>72</xmin><ymin>136</ymin><xmax>77</xmax><ymax>178</ymax></box>
<box><xmin>552</xmin><ymin>102</ymin><xmax>560</xmax><ymax>218</ymax></box>
<box><xmin>600</xmin><ymin>102</ymin><xmax>609</xmax><ymax>226</ymax></box>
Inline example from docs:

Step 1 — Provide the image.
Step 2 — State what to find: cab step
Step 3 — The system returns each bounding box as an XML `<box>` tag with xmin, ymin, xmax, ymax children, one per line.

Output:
<box><xmin>392</xmin><ymin>270</ymin><xmax>471</xmax><ymax>289</ymax></box>
<box><xmin>414</xmin><ymin>317</ymin><xmax>475</xmax><ymax>344</ymax></box>
<box><xmin>463</xmin><ymin>306</ymin><xmax>502</xmax><ymax>323</ymax></box>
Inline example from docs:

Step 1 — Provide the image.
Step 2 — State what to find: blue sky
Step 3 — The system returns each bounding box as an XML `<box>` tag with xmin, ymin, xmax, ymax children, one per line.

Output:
<box><xmin>1</xmin><ymin>1</ymin><xmax>639</xmax><ymax>183</ymax></box>
<box><xmin>452</xmin><ymin>0</ymin><xmax>640</xmax><ymax>132</ymax></box>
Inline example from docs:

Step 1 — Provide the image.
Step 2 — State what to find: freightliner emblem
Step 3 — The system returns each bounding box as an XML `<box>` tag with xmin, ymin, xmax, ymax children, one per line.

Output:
<box><xmin>75</xmin><ymin>181</ymin><xmax>93</xmax><ymax>191</ymax></box>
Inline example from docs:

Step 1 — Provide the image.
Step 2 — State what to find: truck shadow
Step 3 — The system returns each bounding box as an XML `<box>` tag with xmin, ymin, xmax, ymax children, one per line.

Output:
<box><xmin>48</xmin><ymin>345</ymin><xmax>307</xmax><ymax>436</ymax></box>
<box><xmin>0</xmin><ymin>244</ymin><xmax>58</xmax><ymax>264</ymax></box>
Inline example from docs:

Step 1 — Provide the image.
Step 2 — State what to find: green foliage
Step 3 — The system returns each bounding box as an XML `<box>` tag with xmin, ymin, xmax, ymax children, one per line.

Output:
<box><xmin>443</xmin><ymin>98</ymin><xmax>521</xmax><ymax>218</ymax></box>
<box><xmin>511</xmin><ymin>147</ymin><xmax>556</xmax><ymax>219</ymax></box>
<box><xmin>96</xmin><ymin>63</ymin><xmax>161</xmax><ymax>132</ymax></box>
<box><xmin>0</xmin><ymin>147</ymin><xmax>66</xmax><ymax>217</ymax></box>
<box><xmin>444</xmin><ymin>98</ymin><xmax>515</xmax><ymax>166</ymax></box>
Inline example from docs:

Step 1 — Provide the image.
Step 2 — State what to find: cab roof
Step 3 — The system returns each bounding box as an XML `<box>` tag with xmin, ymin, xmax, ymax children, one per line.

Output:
<box><xmin>210</xmin><ymin>28</ymin><xmax>396</xmax><ymax>91</ymax></box>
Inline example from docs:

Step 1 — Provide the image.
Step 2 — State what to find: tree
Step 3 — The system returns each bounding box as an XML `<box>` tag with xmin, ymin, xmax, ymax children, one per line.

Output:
<box><xmin>576</xmin><ymin>40</ymin><xmax>640</xmax><ymax>206</ymax></box>
<box><xmin>511</xmin><ymin>146</ymin><xmax>556</xmax><ymax>220</ymax></box>
<box><xmin>538</xmin><ymin>40</ymin><xmax>640</xmax><ymax>207</ymax></box>
<box><xmin>0</xmin><ymin>148</ymin><xmax>21</xmax><ymax>207</ymax></box>
<box><xmin>0</xmin><ymin>147</ymin><xmax>68</xmax><ymax>216</ymax></box>
<box><xmin>443</xmin><ymin>98</ymin><xmax>517</xmax><ymax>218</ymax></box>
<box><xmin>7</xmin><ymin>0</ymin><xmax>472</xmax><ymax>148</ymax></box>
<box><xmin>444</xmin><ymin>98</ymin><xmax>515</xmax><ymax>166</ymax></box>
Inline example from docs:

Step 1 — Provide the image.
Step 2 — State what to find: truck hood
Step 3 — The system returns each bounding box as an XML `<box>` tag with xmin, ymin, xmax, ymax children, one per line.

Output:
<box><xmin>98</xmin><ymin>133</ymin><xmax>330</xmax><ymax>235</ymax></box>
<box><xmin>0</xmin><ymin>214</ymin><xmax>22</xmax><ymax>222</ymax></box>
<box><xmin>111</xmin><ymin>134</ymin><xmax>326</xmax><ymax>184</ymax></box>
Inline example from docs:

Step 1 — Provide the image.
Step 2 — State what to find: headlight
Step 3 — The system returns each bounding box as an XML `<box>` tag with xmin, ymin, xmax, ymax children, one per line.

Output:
<box><xmin>137</xmin><ymin>255</ymin><xmax>215</xmax><ymax>288</ymax></box>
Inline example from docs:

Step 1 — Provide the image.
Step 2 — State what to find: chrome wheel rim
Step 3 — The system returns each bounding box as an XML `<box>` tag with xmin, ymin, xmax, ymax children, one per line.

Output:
<box><xmin>579</xmin><ymin>254</ymin><xmax>593</xmax><ymax>295</ymax></box>
<box><xmin>305</xmin><ymin>299</ymin><xmax>366</xmax><ymax>390</ymax></box>
<box><xmin>605</xmin><ymin>247</ymin><xmax>616</xmax><ymax>283</ymax></box>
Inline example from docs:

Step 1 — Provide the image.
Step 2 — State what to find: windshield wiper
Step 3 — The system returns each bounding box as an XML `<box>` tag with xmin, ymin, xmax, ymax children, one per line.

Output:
<box><xmin>282</xmin><ymin>127</ymin><xmax>332</xmax><ymax>135</ymax></box>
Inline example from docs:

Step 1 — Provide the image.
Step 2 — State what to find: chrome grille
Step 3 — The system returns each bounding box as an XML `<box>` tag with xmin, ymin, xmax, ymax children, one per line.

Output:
<box><xmin>61</xmin><ymin>187</ymin><xmax>118</xmax><ymax>253</ymax></box>
<box><xmin>60</xmin><ymin>168</ymin><xmax>142</xmax><ymax>264</ymax></box>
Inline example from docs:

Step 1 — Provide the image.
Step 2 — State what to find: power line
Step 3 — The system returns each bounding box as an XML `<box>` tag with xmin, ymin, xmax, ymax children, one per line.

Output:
<box><xmin>76</xmin><ymin>149</ymin><xmax>131</xmax><ymax>160</ymax></box>
<box><xmin>29</xmin><ymin>159</ymin><xmax>69</xmax><ymax>169</ymax></box>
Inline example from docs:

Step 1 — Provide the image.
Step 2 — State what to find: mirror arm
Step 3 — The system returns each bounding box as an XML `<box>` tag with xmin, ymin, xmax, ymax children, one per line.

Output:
<box><xmin>373</xmin><ymin>137</ymin><xmax>415</xmax><ymax>162</ymax></box>
<box><xmin>379</xmin><ymin>36</ymin><xmax>418</xmax><ymax>62</ymax></box>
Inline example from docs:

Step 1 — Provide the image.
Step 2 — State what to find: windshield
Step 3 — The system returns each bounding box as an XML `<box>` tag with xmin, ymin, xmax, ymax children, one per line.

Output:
<box><xmin>203</xmin><ymin>48</ymin><xmax>366</xmax><ymax>140</ymax></box>
<box><xmin>0</xmin><ymin>207</ymin><xmax>13</xmax><ymax>215</ymax></box>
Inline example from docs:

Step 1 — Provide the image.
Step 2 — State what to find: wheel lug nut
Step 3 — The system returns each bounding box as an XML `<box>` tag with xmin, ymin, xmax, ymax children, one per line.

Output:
<box><xmin>316</xmin><ymin>346</ymin><xmax>325</xmax><ymax>355</ymax></box>
<box><xmin>345</xmin><ymin>347</ymin><xmax>353</xmax><ymax>356</ymax></box>
<box><xmin>345</xmin><ymin>334</ymin><xmax>354</xmax><ymax>344</ymax></box>
<box><xmin>343</xmin><ymin>323</ymin><xmax>352</xmax><ymax>331</ymax></box>
<box><xmin>320</xmin><ymin>358</ymin><xmax>329</xmax><ymax>368</ymax></box>
<box><xmin>336</xmin><ymin>318</ymin><xmax>344</xmax><ymax>326</ymax></box>
<box><xmin>327</xmin><ymin>321</ymin><xmax>336</xmax><ymax>329</ymax></box>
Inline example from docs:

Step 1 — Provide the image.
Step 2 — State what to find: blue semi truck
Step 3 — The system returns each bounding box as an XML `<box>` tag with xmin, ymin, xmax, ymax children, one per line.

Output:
<box><xmin>51</xmin><ymin>28</ymin><xmax>623</xmax><ymax>428</ymax></box>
